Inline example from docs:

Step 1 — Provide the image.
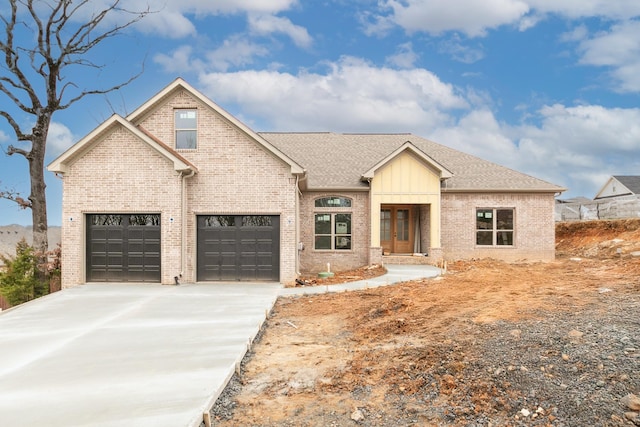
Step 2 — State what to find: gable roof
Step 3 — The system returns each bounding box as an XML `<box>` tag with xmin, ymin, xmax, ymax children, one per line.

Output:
<box><xmin>613</xmin><ymin>176</ymin><xmax>640</xmax><ymax>195</ymax></box>
<box><xmin>48</xmin><ymin>115</ymin><xmax>198</xmax><ymax>174</ymax></box>
<box><xmin>361</xmin><ymin>141</ymin><xmax>453</xmax><ymax>180</ymax></box>
<box><xmin>127</xmin><ymin>78</ymin><xmax>304</xmax><ymax>175</ymax></box>
<box><xmin>260</xmin><ymin>132</ymin><xmax>565</xmax><ymax>193</ymax></box>
<box><xmin>594</xmin><ymin>175</ymin><xmax>640</xmax><ymax>199</ymax></box>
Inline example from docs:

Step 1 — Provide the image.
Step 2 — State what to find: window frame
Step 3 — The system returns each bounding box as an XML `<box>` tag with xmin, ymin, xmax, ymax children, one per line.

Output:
<box><xmin>174</xmin><ymin>109</ymin><xmax>198</xmax><ymax>149</ymax></box>
<box><xmin>313</xmin><ymin>196</ymin><xmax>353</xmax><ymax>251</ymax></box>
<box><xmin>476</xmin><ymin>208</ymin><xmax>514</xmax><ymax>247</ymax></box>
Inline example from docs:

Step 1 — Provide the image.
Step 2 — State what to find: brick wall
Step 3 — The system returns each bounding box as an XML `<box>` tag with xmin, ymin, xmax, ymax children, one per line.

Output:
<box><xmin>441</xmin><ymin>192</ymin><xmax>556</xmax><ymax>261</ymax></box>
<box><xmin>61</xmin><ymin>126</ymin><xmax>183</xmax><ymax>287</ymax></box>
<box><xmin>61</xmin><ymin>89</ymin><xmax>298</xmax><ymax>287</ymax></box>
<box><xmin>298</xmin><ymin>191</ymin><xmax>370</xmax><ymax>274</ymax></box>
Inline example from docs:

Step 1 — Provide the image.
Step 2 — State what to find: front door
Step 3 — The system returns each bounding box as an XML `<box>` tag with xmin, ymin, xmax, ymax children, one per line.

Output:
<box><xmin>380</xmin><ymin>206</ymin><xmax>414</xmax><ymax>254</ymax></box>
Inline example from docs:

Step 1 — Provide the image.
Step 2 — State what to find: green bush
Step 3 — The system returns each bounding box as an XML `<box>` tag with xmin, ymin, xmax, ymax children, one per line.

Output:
<box><xmin>0</xmin><ymin>239</ymin><xmax>49</xmax><ymax>306</ymax></box>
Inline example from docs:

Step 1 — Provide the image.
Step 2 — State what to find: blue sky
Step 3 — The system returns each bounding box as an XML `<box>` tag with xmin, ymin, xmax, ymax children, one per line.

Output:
<box><xmin>1</xmin><ymin>0</ymin><xmax>640</xmax><ymax>226</ymax></box>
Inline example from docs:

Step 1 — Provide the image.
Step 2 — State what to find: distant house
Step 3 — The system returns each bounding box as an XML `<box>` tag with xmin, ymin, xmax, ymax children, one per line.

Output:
<box><xmin>594</xmin><ymin>176</ymin><xmax>640</xmax><ymax>200</ymax></box>
<box><xmin>556</xmin><ymin>176</ymin><xmax>640</xmax><ymax>221</ymax></box>
<box><xmin>48</xmin><ymin>78</ymin><xmax>565</xmax><ymax>288</ymax></box>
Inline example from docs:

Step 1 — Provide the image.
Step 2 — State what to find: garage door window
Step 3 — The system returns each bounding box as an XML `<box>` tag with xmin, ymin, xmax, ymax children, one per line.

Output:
<box><xmin>91</xmin><ymin>214</ymin><xmax>122</xmax><ymax>226</ymax></box>
<box><xmin>203</xmin><ymin>215</ymin><xmax>236</xmax><ymax>227</ymax></box>
<box><xmin>129</xmin><ymin>214</ymin><xmax>160</xmax><ymax>226</ymax></box>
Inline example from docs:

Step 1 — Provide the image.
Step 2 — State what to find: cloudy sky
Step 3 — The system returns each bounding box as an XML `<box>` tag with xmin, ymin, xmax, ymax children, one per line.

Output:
<box><xmin>1</xmin><ymin>0</ymin><xmax>640</xmax><ymax>225</ymax></box>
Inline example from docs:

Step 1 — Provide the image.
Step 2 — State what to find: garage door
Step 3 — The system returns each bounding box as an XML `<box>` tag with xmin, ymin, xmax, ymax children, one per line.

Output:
<box><xmin>86</xmin><ymin>214</ymin><xmax>161</xmax><ymax>282</ymax></box>
<box><xmin>197</xmin><ymin>215</ymin><xmax>280</xmax><ymax>281</ymax></box>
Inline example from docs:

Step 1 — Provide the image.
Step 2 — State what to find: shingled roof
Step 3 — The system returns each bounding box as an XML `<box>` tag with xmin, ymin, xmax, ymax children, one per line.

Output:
<box><xmin>260</xmin><ymin>132</ymin><xmax>565</xmax><ymax>193</ymax></box>
<box><xmin>613</xmin><ymin>176</ymin><xmax>640</xmax><ymax>195</ymax></box>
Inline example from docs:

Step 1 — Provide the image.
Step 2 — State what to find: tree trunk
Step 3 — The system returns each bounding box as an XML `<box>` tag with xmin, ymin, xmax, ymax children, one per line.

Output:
<box><xmin>28</xmin><ymin>121</ymin><xmax>49</xmax><ymax>256</ymax></box>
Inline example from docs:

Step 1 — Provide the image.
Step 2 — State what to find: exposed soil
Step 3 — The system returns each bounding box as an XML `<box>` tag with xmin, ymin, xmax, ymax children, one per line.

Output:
<box><xmin>210</xmin><ymin>219</ymin><xmax>640</xmax><ymax>427</ymax></box>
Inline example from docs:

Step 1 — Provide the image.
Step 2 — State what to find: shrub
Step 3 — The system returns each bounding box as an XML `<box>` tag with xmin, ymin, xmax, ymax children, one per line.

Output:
<box><xmin>0</xmin><ymin>239</ymin><xmax>49</xmax><ymax>306</ymax></box>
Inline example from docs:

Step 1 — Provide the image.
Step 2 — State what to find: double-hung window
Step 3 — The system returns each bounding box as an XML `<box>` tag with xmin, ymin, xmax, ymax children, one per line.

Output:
<box><xmin>314</xmin><ymin>197</ymin><xmax>352</xmax><ymax>250</ymax></box>
<box><xmin>175</xmin><ymin>109</ymin><xmax>197</xmax><ymax>149</ymax></box>
<box><xmin>476</xmin><ymin>208</ymin><xmax>514</xmax><ymax>246</ymax></box>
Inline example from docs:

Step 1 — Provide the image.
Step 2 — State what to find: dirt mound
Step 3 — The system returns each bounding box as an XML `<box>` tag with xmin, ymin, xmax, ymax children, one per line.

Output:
<box><xmin>210</xmin><ymin>219</ymin><xmax>640</xmax><ymax>427</ymax></box>
<box><xmin>556</xmin><ymin>218</ymin><xmax>640</xmax><ymax>258</ymax></box>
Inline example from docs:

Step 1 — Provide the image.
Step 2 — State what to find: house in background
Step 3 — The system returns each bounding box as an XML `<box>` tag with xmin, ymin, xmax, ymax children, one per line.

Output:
<box><xmin>48</xmin><ymin>78</ymin><xmax>565</xmax><ymax>288</ymax></box>
<box><xmin>594</xmin><ymin>176</ymin><xmax>640</xmax><ymax>200</ymax></box>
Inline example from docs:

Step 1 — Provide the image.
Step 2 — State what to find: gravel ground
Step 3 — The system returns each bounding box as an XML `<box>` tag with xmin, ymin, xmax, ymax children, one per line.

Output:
<box><xmin>210</xmin><ymin>290</ymin><xmax>639</xmax><ymax>426</ymax></box>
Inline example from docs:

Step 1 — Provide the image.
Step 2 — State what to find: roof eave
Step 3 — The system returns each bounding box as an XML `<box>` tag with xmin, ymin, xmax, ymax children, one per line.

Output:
<box><xmin>442</xmin><ymin>187</ymin><xmax>567</xmax><ymax>194</ymax></box>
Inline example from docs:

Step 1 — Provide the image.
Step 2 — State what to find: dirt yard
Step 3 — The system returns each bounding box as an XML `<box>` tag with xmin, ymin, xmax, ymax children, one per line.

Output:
<box><xmin>210</xmin><ymin>219</ymin><xmax>640</xmax><ymax>426</ymax></box>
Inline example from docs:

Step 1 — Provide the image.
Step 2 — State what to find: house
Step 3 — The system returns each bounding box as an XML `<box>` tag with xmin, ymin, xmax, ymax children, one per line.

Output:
<box><xmin>594</xmin><ymin>176</ymin><xmax>640</xmax><ymax>200</ymax></box>
<box><xmin>48</xmin><ymin>78</ymin><xmax>565</xmax><ymax>287</ymax></box>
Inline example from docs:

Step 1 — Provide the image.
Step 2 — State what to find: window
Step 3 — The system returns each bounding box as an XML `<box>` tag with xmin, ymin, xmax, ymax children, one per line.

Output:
<box><xmin>175</xmin><ymin>109</ymin><xmax>197</xmax><ymax>149</ymax></box>
<box><xmin>315</xmin><ymin>213</ymin><xmax>351</xmax><ymax>250</ymax></box>
<box><xmin>476</xmin><ymin>208</ymin><xmax>514</xmax><ymax>246</ymax></box>
<box><xmin>315</xmin><ymin>197</ymin><xmax>352</xmax><ymax>208</ymax></box>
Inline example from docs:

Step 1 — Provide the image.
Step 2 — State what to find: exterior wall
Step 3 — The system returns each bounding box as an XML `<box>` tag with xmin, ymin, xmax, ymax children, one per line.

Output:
<box><xmin>595</xmin><ymin>178</ymin><xmax>630</xmax><ymax>199</ymax></box>
<box><xmin>370</xmin><ymin>150</ymin><xmax>442</xmax><ymax>249</ymax></box>
<box><xmin>137</xmin><ymin>89</ymin><xmax>298</xmax><ymax>284</ymax></box>
<box><xmin>60</xmin><ymin>125</ymin><xmax>183</xmax><ymax>287</ymax></box>
<box><xmin>298</xmin><ymin>191</ymin><xmax>370</xmax><ymax>274</ymax></box>
<box><xmin>441</xmin><ymin>192</ymin><xmax>556</xmax><ymax>261</ymax></box>
<box><xmin>61</xmin><ymin>89</ymin><xmax>298</xmax><ymax>287</ymax></box>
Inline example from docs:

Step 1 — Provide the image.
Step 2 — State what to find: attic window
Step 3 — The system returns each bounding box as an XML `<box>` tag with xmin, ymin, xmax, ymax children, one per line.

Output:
<box><xmin>175</xmin><ymin>109</ymin><xmax>197</xmax><ymax>149</ymax></box>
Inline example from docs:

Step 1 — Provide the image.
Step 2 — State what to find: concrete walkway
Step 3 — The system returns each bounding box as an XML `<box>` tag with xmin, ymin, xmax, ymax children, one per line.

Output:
<box><xmin>0</xmin><ymin>264</ymin><xmax>440</xmax><ymax>427</ymax></box>
<box><xmin>0</xmin><ymin>283</ymin><xmax>281</xmax><ymax>427</ymax></box>
<box><xmin>279</xmin><ymin>264</ymin><xmax>442</xmax><ymax>296</ymax></box>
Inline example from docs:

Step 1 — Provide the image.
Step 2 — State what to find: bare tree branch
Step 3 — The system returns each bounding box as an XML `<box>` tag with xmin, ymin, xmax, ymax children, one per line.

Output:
<box><xmin>0</xmin><ymin>0</ymin><xmax>153</xmax><ymax>255</ymax></box>
<box><xmin>0</xmin><ymin>186</ymin><xmax>32</xmax><ymax>209</ymax></box>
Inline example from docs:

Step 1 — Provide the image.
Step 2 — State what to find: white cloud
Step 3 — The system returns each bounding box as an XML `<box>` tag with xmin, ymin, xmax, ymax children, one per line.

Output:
<box><xmin>46</xmin><ymin>122</ymin><xmax>75</xmax><ymax>157</ymax></box>
<box><xmin>206</xmin><ymin>36</ymin><xmax>271</xmax><ymax>71</ymax></box>
<box><xmin>438</xmin><ymin>36</ymin><xmax>485</xmax><ymax>63</ymax></box>
<box><xmin>528</xmin><ymin>0</ymin><xmax>640</xmax><ymax>20</ymax></box>
<box><xmin>385</xmin><ymin>42</ymin><xmax>419</xmax><ymax>68</ymax></box>
<box><xmin>198</xmin><ymin>56</ymin><xmax>468</xmax><ymax>132</ymax></box>
<box><xmin>69</xmin><ymin>0</ymin><xmax>302</xmax><ymax>39</ymax></box>
<box><xmin>575</xmin><ymin>20</ymin><xmax>640</xmax><ymax>92</ymax></box>
<box><xmin>248</xmin><ymin>14</ymin><xmax>312</xmax><ymax>48</ymax></box>
<box><xmin>153</xmin><ymin>46</ymin><xmax>204</xmax><ymax>73</ymax></box>
<box><xmin>373</xmin><ymin>0</ymin><xmax>530</xmax><ymax>37</ymax></box>
<box><xmin>427</xmin><ymin>103</ymin><xmax>640</xmax><ymax>197</ymax></box>
<box><xmin>369</xmin><ymin>0</ymin><xmax>640</xmax><ymax>38</ymax></box>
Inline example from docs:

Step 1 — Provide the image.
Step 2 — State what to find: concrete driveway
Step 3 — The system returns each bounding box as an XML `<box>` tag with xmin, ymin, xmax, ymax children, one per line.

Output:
<box><xmin>0</xmin><ymin>282</ymin><xmax>281</xmax><ymax>427</ymax></box>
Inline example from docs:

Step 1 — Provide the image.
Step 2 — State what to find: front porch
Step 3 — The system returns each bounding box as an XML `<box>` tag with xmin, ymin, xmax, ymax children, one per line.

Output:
<box><xmin>382</xmin><ymin>253</ymin><xmax>438</xmax><ymax>266</ymax></box>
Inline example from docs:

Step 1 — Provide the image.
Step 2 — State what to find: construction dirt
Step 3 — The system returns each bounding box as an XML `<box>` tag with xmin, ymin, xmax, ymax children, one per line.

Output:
<box><xmin>210</xmin><ymin>219</ymin><xmax>640</xmax><ymax>427</ymax></box>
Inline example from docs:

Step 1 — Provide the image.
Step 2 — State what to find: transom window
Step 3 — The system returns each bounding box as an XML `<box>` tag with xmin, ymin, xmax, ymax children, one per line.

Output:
<box><xmin>315</xmin><ymin>197</ymin><xmax>352</xmax><ymax>208</ymax></box>
<box><xmin>175</xmin><ymin>109</ymin><xmax>197</xmax><ymax>149</ymax></box>
<box><xmin>476</xmin><ymin>208</ymin><xmax>514</xmax><ymax>246</ymax></box>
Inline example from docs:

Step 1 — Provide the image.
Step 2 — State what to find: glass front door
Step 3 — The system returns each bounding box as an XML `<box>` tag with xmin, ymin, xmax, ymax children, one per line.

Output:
<box><xmin>380</xmin><ymin>205</ymin><xmax>413</xmax><ymax>254</ymax></box>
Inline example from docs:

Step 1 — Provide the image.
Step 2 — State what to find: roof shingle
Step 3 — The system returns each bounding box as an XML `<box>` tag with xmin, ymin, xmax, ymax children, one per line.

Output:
<box><xmin>260</xmin><ymin>132</ymin><xmax>564</xmax><ymax>192</ymax></box>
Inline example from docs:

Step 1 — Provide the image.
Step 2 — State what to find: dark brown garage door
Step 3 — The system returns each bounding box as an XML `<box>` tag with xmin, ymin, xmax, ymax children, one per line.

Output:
<box><xmin>86</xmin><ymin>214</ymin><xmax>161</xmax><ymax>282</ymax></box>
<box><xmin>197</xmin><ymin>215</ymin><xmax>280</xmax><ymax>281</ymax></box>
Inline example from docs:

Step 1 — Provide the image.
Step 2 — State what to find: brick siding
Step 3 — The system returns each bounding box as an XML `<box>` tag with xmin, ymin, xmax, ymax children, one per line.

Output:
<box><xmin>441</xmin><ymin>192</ymin><xmax>556</xmax><ymax>261</ymax></box>
<box><xmin>60</xmin><ymin>89</ymin><xmax>297</xmax><ymax>287</ymax></box>
<box><xmin>298</xmin><ymin>191</ymin><xmax>370</xmax><ymax>274</ymax></box>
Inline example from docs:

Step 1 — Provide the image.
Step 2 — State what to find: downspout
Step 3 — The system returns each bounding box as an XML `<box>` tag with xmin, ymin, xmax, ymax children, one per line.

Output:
<box><xmin>295</xmin><ymin>172</ymin><xmax>307</xmax><ymax>276</ymax></box>
<box><xmin>179</xmin><ymin>169</ymin><xmax>196</xmax><ymax>284</ymax></box>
